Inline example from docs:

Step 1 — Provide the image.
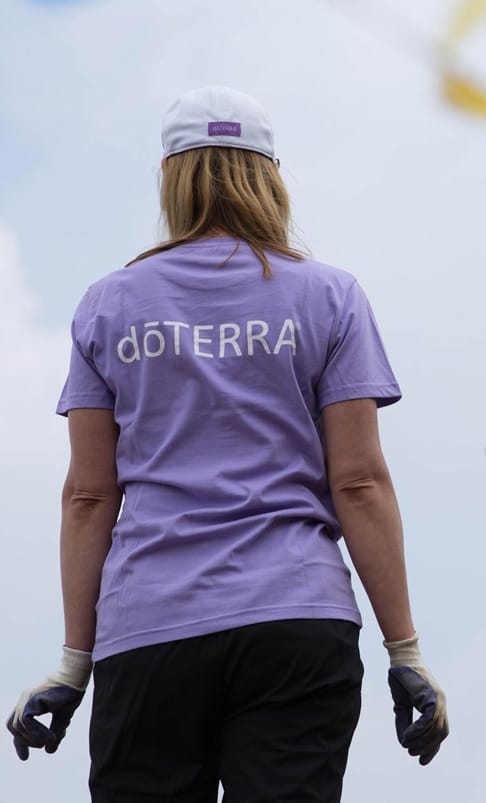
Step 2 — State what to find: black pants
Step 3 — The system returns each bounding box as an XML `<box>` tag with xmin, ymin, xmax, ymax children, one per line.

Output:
<box><xmin>89</xmin><ymin>619</ymin><xmax>363</xmax><ymax>803</ymax></box>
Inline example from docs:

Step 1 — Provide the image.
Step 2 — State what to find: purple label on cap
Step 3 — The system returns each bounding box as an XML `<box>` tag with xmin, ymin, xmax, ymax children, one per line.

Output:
<box><xmin>208</xmin><ymin>122</ymin><xmax>241</xmax><ymax>137</ymax></box>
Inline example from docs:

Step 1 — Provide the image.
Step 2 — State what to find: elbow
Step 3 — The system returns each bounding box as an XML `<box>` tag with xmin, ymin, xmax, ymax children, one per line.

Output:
<box><xmin>330</xmin><ymin>479</ymin><xmax>389</xmax><ymax>513</ymax></box>
<box><xmin>331</xmin><ymin>473</ymin><xmax>386</xmax><ymax>495</ymax></box>
<box><xmin>328</xmin><ymin>465</ymin><xmax>402</xmax><ymax>545</ymax></box>
<box><xmin>62</xmin><ymin>482</ymin><xmax>122</xmax><ymax>516</ymax></box>
<box><xmin>329</xmin><ymin>461</ymin><xmax>392</xmax><ymax>500</ymax></box>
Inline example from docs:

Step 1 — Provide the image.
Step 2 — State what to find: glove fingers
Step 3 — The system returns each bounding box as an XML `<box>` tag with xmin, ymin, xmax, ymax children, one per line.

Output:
<box><xmin>6</xmin><ymin>719</ymin><xmax>55</xmax><ymax>761</ymax></box>
<box><xmin>404</xmin><ymin>717</ymin><xmax>449</xmax><ymax>765</ymax></box>
<box><xmin>45</xmin><ymin>713</ymin><xmax>72</xmax><ymax>753</ymax></box>
<box><xmin>419</xmin><ymin>744</ymin><xmax>442</xmax><ymax>766</ymax></box>
<box><xmin>6</xmin><ymin>687</ymin><xmax>83</xmax><ymax>759</ymax></box>
<box><xmin>13</xmin><ymin>733</ymin><xmax>30</xmax><ymax>761</ymax></box>
<box><xmin>393</xmin><ymin>704</ymin><xmax>413</xmax><ymax>743</ymax></box>
<box><xmin>388</xmin><ymin>669</ymin><xmax>414</xmax><ymax>741</ymax></box>
<box><xmin>20</xmin><ymin>718</ymin><xmax>56</xmax><ymax>751</ymax></box>
<box><xmin>400</xmin><ymin>719</ymin><xmax>448</xmax><ymax>765</ymax></box>
<box><xmin>412</xmin><ymin>731</ymin><xmax>444</xmax><ymax>765</ymax></box>
<box><xmin>7</xmin><ymin>708</ymin><xmax>54</xmax><ymax>749</ymax></box>
<box><xmin>41</xmin><ymin>688</ymin><xmax>85</xmax><ymax>753</ymax></box>
<box><xmin>6</xmin><ymin>712</ymin><xmax>27</xmax><ymax>759</ymax></box>
<box><xmin>401</xmin><ymin>706</ymin><xmax>436</xmax><ymax>745</ymax></box>
<box><xmin>402</xmin><ymin>707</ymin><xmax>448</xmax><ymax>748</ymax></box>
<box><xmin>388</xmin><ymin>665</ymin><xmax>449</xmax><ymax>763</ymax></box>
<box><xmin>20</xmin><ymin>700</ymin><xmax>58</xmax><ymax>751</ymax></box>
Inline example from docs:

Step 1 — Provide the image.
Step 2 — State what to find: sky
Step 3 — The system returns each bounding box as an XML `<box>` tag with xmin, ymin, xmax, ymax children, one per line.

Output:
<box><xmin>1</xmin><ymin>0</ymin><xmax>485</xmax><ymax>800</ymax></box>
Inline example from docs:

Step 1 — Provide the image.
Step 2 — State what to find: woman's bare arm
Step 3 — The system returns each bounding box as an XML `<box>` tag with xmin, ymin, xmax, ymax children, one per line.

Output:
<box><xmin>61</xmin><ymin>408</ymin><xmax>122</xmax><ymax>652</ymax></box>
<box><xmin>322</xmin><ymin>398</ymin><xmax>415</xmax><ymax>642</ymax></box>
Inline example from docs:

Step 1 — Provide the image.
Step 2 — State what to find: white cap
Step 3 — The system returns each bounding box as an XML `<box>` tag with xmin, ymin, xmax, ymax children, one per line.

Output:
<box><xmin>161</xmin><ymin>86</ymin><xmax>275</xmax><ymax>160</ymax></box>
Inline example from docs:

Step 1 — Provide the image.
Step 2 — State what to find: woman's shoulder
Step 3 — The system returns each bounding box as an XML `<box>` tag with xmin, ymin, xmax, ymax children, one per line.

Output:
<box><xmin>75</xmin><ymin>256</ymin><xmax>160</xmax><ymax>315</ymax></box>
<box><xmin>276</xmin><ymin>251</ymin><xmax>358</xmax><ymax>298</ymax></box>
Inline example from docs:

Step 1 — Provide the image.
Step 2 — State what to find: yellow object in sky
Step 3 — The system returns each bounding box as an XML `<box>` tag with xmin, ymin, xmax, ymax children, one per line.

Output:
<box><xmin>447</xmin><ymin>0</ymin><xmax>486</xmax><ymax>41</ymax></box>
<box><xmin>442</xmin><ymin>0</ymin><xmax>486</xmax><ymax>116</ymax></box>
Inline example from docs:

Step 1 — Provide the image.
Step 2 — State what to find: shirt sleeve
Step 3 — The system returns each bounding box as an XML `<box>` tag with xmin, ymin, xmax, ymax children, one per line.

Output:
<box><xmin>56</xmin><ymin>290</ymin><xmax>115</xmax><ymax>417</ymax></box>
<box><xmin>316</xmin><ymin>279</ymin><xmax>402</xmax><ymax>411</ymax></box>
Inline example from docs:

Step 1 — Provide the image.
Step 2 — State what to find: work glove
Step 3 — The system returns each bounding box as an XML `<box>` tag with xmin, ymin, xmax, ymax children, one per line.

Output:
<box><xmin>384</xmin><ymin>633</ymin><xmax>448</xmax><ymax>765</ymax></box>
<box><xmin>6</xmin><ymin>646</ymin><xmax>92</xmax><ymax>760</ymax></box>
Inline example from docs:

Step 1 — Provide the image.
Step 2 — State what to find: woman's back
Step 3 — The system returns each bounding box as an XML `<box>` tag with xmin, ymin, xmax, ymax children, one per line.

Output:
<box><xmin>57</xmin><ymin>236</ymin><xmax>399</xmax><ymax>660</ymax></box>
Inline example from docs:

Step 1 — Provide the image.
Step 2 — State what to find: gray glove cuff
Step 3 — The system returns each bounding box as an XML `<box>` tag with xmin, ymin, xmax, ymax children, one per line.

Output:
<box><xmin>55</xmin><ymin>646</ymin><xmax>93</xmax><ymax>691</ymax></box>
<box><xmin>383</xmin><ymin>632</ymin><xmax>422</xmax><ymax>667</ymax></box>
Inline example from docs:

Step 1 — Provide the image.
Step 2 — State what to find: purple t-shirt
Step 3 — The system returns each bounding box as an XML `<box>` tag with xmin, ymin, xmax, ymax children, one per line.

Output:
<box><xmin>57</xmin><ymin>238</ymin><xmax>401</xmax><ymax>661</ymax></box>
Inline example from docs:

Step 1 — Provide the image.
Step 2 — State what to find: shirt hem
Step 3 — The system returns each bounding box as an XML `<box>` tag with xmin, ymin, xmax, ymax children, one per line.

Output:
<box><xmin>56</xmin><ymin>395</ymin><xmax>115</xmax><ymax>416</ymax></box>
<box><xmin>92</xmin><ymin>603</ymin><xmax>362</xmax><ymax>661</ymax></box>
<box><xmin>318</xmin><ymin>382</ymin><xmax>402</xmax><ymax>411</ymax></box>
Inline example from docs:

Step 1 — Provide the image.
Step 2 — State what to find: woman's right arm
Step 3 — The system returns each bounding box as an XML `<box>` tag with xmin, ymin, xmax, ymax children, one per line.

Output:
<box><xmin>322</xmin><ymin>397</ymin><xmax>449</xmax><ymax>765</ymax></box>
<box><xmin>322</xmin><ymin>397</ymin><xmax>415</xmax><ymax>642</ymax></box>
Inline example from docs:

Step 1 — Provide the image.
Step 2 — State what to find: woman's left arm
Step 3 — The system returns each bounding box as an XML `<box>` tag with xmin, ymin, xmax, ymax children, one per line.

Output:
<box><xmin>61</xmin><ymin>408</ymin><xmax>122</xmax><ymax>652</ymax></box>
<box><xmin>6</xmin><ymin>409</ymin><xmax>122</xmax><ymax>760</ymax></box>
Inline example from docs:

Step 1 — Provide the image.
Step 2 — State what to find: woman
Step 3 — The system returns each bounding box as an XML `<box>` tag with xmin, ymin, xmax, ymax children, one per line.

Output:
<box><xmin>7</xmin><ymin>86</ymin><xmax>448</xmax><ymax>803</ymax></box>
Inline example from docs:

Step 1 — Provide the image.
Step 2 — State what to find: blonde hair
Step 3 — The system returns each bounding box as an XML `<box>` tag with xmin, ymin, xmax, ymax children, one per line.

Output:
<box><xmin>127</xmin><ymin>147</ymin><xmax>304</xmax><ymax>278</ymax></box>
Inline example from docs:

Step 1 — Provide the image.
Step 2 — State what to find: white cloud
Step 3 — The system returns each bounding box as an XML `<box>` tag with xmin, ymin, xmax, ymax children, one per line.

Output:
<box><xmin>0</xmin><ymin>222</ymin><xmax>69</xmax><ymax>467</ymax></box>
<box><xmin>0</xmin><ymin>222</ymin><xmax>70</xmax><ymax>639</ymax></box>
